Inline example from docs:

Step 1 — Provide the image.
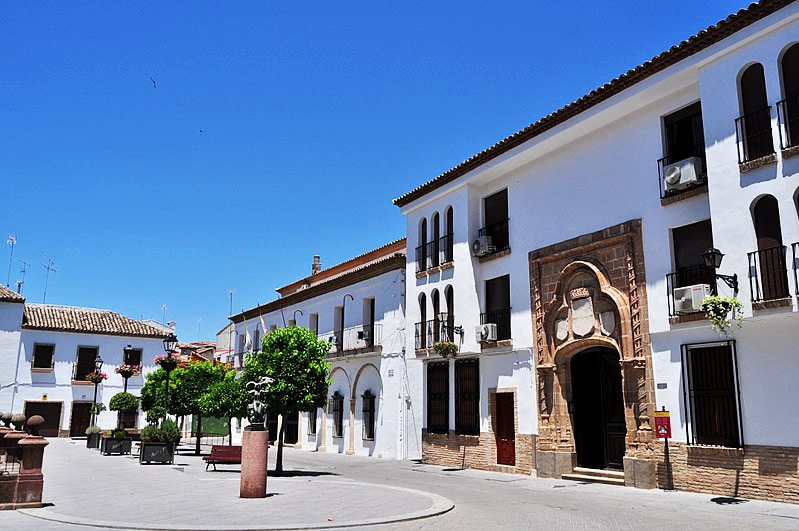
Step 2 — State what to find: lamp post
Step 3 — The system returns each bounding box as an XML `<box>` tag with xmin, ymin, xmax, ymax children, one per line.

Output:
<box><xmin>702</xmin><ymin>247</ymin><xmax>739</xmax><ymax>296</ymax></box>
<box><xmin>292</xmin><ymin>309</ymin><xmax>303</xmax><ymax>325</ymax></box>
<box><xmin>91</xmin><ymin>352</ymin><xmax>104</xmax><ymax>427</ymax></box>
<box><xmin>122</xmin><ymin>344</ymin><xmax>135</xmax><ymax>393</ymax></box>
<box><xmin>162</xmin><ymin>333</ymin><xmax>179</xmax><ymax>413</ymax></box>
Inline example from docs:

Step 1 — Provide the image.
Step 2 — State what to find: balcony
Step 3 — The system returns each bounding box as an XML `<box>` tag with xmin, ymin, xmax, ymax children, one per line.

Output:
<box><xmin>415</xmin><ymin>245</ymin><xmax>427</xmax><ymax>273</ymax></box>
<box><xmin>321</xmin><ymin>323</ymin><xmax>382</xmax><ymax>357</ymax></box>
<box><xmin>439</xmin><ymin>233</ymin><xmax>454</xmax><ymax>264</ymax></box>
<box><xmin>478</xmin><ymin>219</ymin><xmax>510</xmax><ymax>256</ymax></box>
<box><xmin>666</xmin><ymin>265</ymin><xmax>716</xmax><ymax>317</ymax></box>
<box><xmin>480</xmin><ymin>308</ymin><xmax>511</xmax><ymax>341</ymax></box>
<box><xmin>735</xmin><ymin>106</ymin><xmax>775</xmax><ymax>166</ymax></box>
<box><xmin>414</xmin><ymin>314</ymin><xmax>455</xmax><ymax>350</ymax></box>
<box><xmin>777</xmin><ymin>95</ymin><xmax>799</xmax><ymax>154</ymax></box>
<box><xmin>657</xmin><ymin>145</ymin><xmax>707</xmax><ymax>201</ymax></box>
<box><xmin>748</xmin><ymin>245</ymin><xmax>792</xmax><ymax>305</ymax></box>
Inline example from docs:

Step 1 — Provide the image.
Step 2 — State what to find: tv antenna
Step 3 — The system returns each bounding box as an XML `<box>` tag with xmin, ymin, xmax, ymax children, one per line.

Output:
<box><xmin>42</xmin><ymin>258</ymin><xmax>57</xmax><ymax>303</ymax></box>
<box><xmin>5</xmin><ymin>235</ymin><xmax>16</xmax><ymax>287</ymax></box>
<box><xmin>16</xmin><ymin>260</ymin><xmax>30</xmax><ymax>294</ymax></box>
<box><xmin>161</xmin><ymin>303</ymin><xmax>168</xmax><ymax>324</ymax></box>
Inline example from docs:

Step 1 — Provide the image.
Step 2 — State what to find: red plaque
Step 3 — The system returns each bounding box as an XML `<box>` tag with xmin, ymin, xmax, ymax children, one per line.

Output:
<box><xmin>654</xmin><ymin>410</ymin><xmax>671</xmax><ymax>439</ymax></box>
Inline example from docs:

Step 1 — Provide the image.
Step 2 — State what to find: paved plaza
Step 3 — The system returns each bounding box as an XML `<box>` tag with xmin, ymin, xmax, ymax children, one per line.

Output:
<box><xmin>2</xmin><ymin>438</ymin><xmax>799</xmax><ymax>530</ymax></box>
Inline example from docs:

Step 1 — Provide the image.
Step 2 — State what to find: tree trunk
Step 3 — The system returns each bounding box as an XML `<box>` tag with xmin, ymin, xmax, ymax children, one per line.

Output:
<box><xmin>228</xmin><ymin>417</ymin><xmax>232</xmax><ymax>446</ymax></box>
<box><xmin>195</xmin><ymin>415</ymin><xmax>203</xmax><ymax>456</ymax></box>
<box><xmin>275</xmin><ymin>416</ymin><xmax>285</xmax><ymax>476</ymax></box>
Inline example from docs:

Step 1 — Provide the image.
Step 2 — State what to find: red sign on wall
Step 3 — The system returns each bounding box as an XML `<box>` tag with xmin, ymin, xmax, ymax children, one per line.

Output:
<box><xmin>654</xmin><ymin>410</ymin><xmax>671</xmax><ymax>439</ymax></box>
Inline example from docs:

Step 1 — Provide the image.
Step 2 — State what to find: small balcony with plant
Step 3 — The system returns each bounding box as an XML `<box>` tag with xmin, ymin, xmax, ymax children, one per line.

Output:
<box><xmin>414</xmin><ymin>314</ymin><xmax>455</xmax><ymax>351</ymax></box>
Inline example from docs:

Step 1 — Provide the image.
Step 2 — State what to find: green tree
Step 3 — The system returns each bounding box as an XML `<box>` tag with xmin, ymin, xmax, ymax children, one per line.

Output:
<box><xmin>198</xmin><ymin>371</ymin><xmax>248</xmax><ymax>445</ymax></box>
<box><xmin>243</xmin><ymin>326</ymin><xmax>331</xmax><ymax>475</ymax></box>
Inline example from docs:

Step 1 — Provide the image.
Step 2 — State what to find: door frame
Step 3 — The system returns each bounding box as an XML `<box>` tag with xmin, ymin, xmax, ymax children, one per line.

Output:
<box><xmin>23</xmin><ymin>400</ymin><xmax>64</xmax><ymax>437</ymax></box>
<box><xmin>489</xmin><ymin>387</ymin><xmax>517</xmax><ymax>467</ymax></box>
<box><xmin>69</xmin><ymin>400</ymin><xmax>94</xmax><ymax>438</ymax></box>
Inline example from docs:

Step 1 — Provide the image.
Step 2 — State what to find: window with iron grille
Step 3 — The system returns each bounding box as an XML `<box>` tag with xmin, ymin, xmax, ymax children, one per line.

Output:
<box><xmin>308</xmin><ymin>408</ymin><xmax>317</xmax><ymax>436</ymax></box>
<box><xmin>426</xmin><ymin>361</ymin><xmax>449</xmax><ymax>434</ymax></box>
<box><xmin>253</xmin><ymin>329</ymin><xmax>261</xmax><ymax>352</ymax></box>
<box><xmin>331</xmin><ymin>392</ymin><xmax>344</xmax><ymax>438</ymax></box>
<box><xmin>362</xmin><ymin>390</ymin><xmax>375</xmax><ymax>440</ymax></box>
<box><xmin>32</xmin><ymin>344</ymin><xmax>55</xmax><ymax>370</ymax></box>
<box><xmin>682</xmin><ymin>341</ymin><xmax>743</xmax><ymax>447</ymax></box>
<box><xmin>123</xmin><ymin>347</ymin><xmax>142</xmax><ymax>368</ymax></box>
<box><xmin>455</xmin><ymin>359</ymin><xmax>480</xmax><ymax>435</ymax></box>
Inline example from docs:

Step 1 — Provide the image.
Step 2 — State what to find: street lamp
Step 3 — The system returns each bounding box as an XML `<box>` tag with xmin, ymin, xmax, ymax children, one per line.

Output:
<box><xmin>122</xmin><ymin>344</ymin><xmax>135</xmax><ymax>393</ymax></box>
<box><xmin>91</xmin><ymin>352</ymin><xmax>104</xmax><ymax>427</ymax></box>
<box><xmin>161</xmin><ymin>333</ymin><xmax>179</xmax><ymax>413</ymax></box>
<box><xmin>702</xmin><ymin>247</ymin><xmax>739</xmax><ymax>296</ymax></box>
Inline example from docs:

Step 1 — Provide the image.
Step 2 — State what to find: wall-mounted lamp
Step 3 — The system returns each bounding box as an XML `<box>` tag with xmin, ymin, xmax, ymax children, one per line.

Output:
<box><xmin>702</xmin><ymin>247</ymin><xmax>739</xmax><ymax>296</ymax></box>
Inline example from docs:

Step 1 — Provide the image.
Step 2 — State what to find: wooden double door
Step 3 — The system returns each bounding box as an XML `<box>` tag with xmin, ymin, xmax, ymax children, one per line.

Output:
<box><xmin>571</xmin><ymin>348</ymin><xmax>626</xmax><ymax>470</ymax></box>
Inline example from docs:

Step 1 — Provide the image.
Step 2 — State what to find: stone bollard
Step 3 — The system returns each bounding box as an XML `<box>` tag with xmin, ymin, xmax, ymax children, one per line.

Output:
<box><xmin>240</xmin><ymin>428</ymin><xmax>269</xmax><ymax>498</ymax></box>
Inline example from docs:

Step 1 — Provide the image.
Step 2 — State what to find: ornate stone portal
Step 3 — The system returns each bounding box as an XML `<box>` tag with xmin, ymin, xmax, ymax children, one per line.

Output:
<box><xmin>529</xmin><ymin>220</ymin><xmax>657</xmax><ymax>488</ymax></box>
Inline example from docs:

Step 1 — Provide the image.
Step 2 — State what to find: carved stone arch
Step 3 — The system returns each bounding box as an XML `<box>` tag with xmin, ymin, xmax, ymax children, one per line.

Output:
<box><xmin>351</xmin><ymin>363</ymin><xmax>381</xmax><ymax>398</ymax></box>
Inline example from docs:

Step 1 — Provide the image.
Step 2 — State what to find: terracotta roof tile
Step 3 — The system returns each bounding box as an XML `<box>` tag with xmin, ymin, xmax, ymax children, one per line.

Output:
<box><xmin>393</xmin><ymin>0</ymin><xmax>795</xmax><ymax>207</ymax></box>
<box><xmin>23</xmin><ymin>304</ymin><xmax>169</xmax><ymax>338</ymax></box>
<box><xmin>0</xmin><ymin>285</ymin><xmax>25</xmax><ymax>303</ymax></box>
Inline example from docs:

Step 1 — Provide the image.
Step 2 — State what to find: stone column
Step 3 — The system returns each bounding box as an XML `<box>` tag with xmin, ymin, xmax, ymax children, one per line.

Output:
<box><xmin>346</xmin><ymin>398</ymin><xmax>356</xmax><ymax>455</ymax></box>
<box><xmin>240</xmin><ymin>428</ymin><xmax>268</xmax><ymax>498</ymax></box>
<box><xmin>318</xmin><ymin>405</ymin><xmax>327</xmax><ymax>453</ymax></box>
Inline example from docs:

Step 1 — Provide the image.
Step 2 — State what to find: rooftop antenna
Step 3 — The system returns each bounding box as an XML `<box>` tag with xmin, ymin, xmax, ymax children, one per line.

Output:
<box><xmin>197</xmin><ymin>317</ymin><xmax>202</xmax><ymax>340</ymax></box>
<box><xmin>6</xmin><ymin>235</ymin><xmax>16</xmax><ymax>287</ymax></box>
<box><xmin>161</xmin><ymin>303</ymin><xmax>168</xmax><ymax>324</ymax></box>
<box><xmin>42</xmin><ymin>258</ymin><xmax>57</xmax><ymax>303</ymax></box>
<box><xmin>17</xmin><ymin>260</ymin><xmax>30</xmax><ymax>294</ymax></box>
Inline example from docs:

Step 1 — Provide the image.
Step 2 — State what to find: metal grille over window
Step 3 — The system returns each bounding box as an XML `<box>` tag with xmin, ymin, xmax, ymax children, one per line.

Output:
<box><xmin>455</xmin><ymin>359</ymin><xmax>479</xmax><ymax>435</ymax></box>
<box><xmin>427</xmin><ymin>362</ymin><xmax>449</xmax><ymax>434</ymax></box>
<box><xmin>681</xmin><ymin>342</ymin><xmax>743</xmax><ymax>448</ymax></box>
<box><xmin>362</xmin><ymin>390</ymin><xmax>375</xmax><ymax>440</ymax></box>
<box><xmin>331</xmin><ymin>392</ymin><xmax>344</xmax><ymax>438</ymax></box>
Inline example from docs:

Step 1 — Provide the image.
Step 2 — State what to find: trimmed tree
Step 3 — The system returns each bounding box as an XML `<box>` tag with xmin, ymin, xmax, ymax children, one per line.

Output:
<box><xmin>109</xmin><ymin>392</ymin><xmax>139</xmax><ymax>429</ymax></box>
<box><xmin>198</xmin><ymin>371</ymin><xmax>248</xmax><ymax>445</ymax></box>
<box><xmin>243</xmin><ymin>326</ymin><xmax>331</xmax><ymax>475</ymax></box>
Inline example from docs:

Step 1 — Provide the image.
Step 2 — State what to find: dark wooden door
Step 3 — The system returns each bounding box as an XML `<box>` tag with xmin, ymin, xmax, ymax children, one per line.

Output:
<box><xmin>70</xmin><ymin>402</ymin><xmax>92</xmax><ymax>437</ymax></box>
<box><xmin>284</xmin><ymin>412</ymin><xmax>299</xmax><ymax>445</ymax></box>
<box><xmin>495</xmin><ymin>392</ymin><xmax>515</xmax><ymax>466</ymax></box>
<box><xmin>23</xmin><ymin>401</ymin><xmax>63</xmax><ymax>437</ymax></box>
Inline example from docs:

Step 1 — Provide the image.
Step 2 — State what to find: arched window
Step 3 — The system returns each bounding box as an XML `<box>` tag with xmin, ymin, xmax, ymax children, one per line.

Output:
<box><xmin>750</xmin><ymin>195</ymin><xmax>789</xmax><ymax>301</ymax></box>
<box><xmin>737</xmin><ymin>63</ymin><xmax>774</xmax><ymax>162</ymax></box>
<box><xmin>431</xmin><ymin>289</ymin><xmax>441</xmax><ymax>343</ymax></box>
<box><xmin>362</xmin><ymin>390</ymin><xmax>375</xmax><ymax>440</ymax></box>
<box><xmin>779</xmin><ymin>44</ymin><xmax>799</xmax><ymax>148</ymax></box>
<box><xmin>417</xmin><ymin>293</ymin><xmax>427</xmax><ymax>349</ymax></box>
<box><xmin>443</xmin><ymin>206</ymin><xmax>454</xmax><ymax>263</ymax></box>
<box><xmin>445</xmin><ymin>285</ymin><xmax>455</xmax><ymax>341</ymax></box>
<box><xmin>253</xmin><ymin>328</ymin><xmax>261</xmax><ymax>352</ymax></box>
<box><xmin>431</xmin><ymin>212</ymin><xmax>440</xmax><ymax>267</ymax></box>
<box><xmin>416</xmin><ymin>218</ymin><xmax>428</xmax><ymax>272</ymax></box>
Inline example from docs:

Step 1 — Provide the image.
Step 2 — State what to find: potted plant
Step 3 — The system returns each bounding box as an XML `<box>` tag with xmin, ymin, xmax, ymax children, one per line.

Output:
<box><xmin>115</xmin><ymin>363</ymin><xmax>140</xmax><ymax>379</ymax></box>
<box><xmin>139</xmin><ymin>418</ymin><xmax>180</xmax><ymax>464</ymax></box>
<box><xmin>86</xmin><ymin>426</ymin><xmax>102</xmax><ymax>449</ymax></box>
<box><xmin>109</xmin><ymin>392</ymin><xmax>139</xmax><ymax>429</ymax></box>
<box><xmin>85</xmin><ymin>370</ymin><xmax>108</xmax><ymax>384</ymax></box>
<box><xmin>100</xmin><ymin>428</ymin><xmax>133</xmax><ymax>455</ymax></box>
<box><xmin>433</xmin><ymin>341</ymin><xmax>459</xmax><ymax>359</ymax></box>
<box><xmin>700</xmin><ymin>296</ymin><xmax>744</xmax><ymax>336</ymax></box>
<box><xmin>154</xmin><ymin>355</ymin><xmax>179</xmax><ymax>372</ymax></box>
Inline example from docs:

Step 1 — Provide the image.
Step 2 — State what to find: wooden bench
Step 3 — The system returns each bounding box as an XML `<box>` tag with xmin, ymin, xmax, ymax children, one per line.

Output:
<box><xmin>203</xmin><ymin>445</ymin><xmax>242</xmax><ymax>470</ymax></box>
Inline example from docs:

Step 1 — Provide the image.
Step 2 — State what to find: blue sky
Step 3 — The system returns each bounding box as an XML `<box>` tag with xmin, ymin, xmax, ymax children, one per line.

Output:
<box><xmin>1</xmin><ymin>1</ymin><xmax>745</xmax><ymax>341</ymax></box>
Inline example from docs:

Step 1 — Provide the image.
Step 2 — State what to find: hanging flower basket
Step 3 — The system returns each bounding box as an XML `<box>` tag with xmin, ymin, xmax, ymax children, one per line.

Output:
<box><xmin>115</xmin><ymin>363</ymin><xmax>141</xmax><ymax>379</ymax></box>
<box><xmin>433</xmin><ymin>341</ymin><xmax>459</xmax><ymax>358</ymax></box>
<box><xmin>85</xmin><ymin>371</ymin><xmax>108</xmax><ymax>384</ymax></box>
<box><xmin>700</xmin><ymin>296</ymin><xmax>743</xmax><ymax>336</ymax></box>
<box><xmin>153</xmin><ymin>355</ymin><xmax>178</xmax><ymax>371</ymax></box>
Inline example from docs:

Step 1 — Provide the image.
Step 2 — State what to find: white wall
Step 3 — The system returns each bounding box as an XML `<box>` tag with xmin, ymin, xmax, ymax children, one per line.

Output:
<box><xmin>0</xmin><ymin>301</ymin><xmax>24</xmax><ymax>415</ymax></box>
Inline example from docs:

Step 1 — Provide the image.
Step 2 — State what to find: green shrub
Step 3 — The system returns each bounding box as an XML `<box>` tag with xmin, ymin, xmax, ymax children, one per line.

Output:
<box><xmin>161</xmin><ymin>418</ymin><xmax>181</xmax><ymax>442</ymax></box>
<box><xmin>110</xmin><ymin>429</ymin><xmax>128</xmax><ymax>439</ymax></box>
<box><xmin>140</xmin><ymin>424</ymin><xmax>163</xmax><ymax>442</ymax></box>
<box><xmin>85</xmin><ymin>426</ymin><xmax>101</xmax><ymax>435</ymax></box>
<box><xmin>145</xmin><ymin>406</ymin><xmax>166</xmax><ymax>424</ymax></box>
<box><xmin>109</xmin><ymin>392</ymin><xmax>139</xmax><ymax>413</ymax></box>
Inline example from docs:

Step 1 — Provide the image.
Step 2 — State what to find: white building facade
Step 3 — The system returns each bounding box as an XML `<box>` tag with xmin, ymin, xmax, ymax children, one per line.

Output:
<box><xmin>395</xmin><ymin>0</ymin><xmax>799</xmax><ymax>503</ymax></box>
<box><xmin>0</xmin><ymin>287</ymin><xmax>169</xmax><ymax>437</ymax></box>
<box><xmin>229</xmin><ymin>239</ymin><xmax>421</xmax><ymax>460</ymax></box>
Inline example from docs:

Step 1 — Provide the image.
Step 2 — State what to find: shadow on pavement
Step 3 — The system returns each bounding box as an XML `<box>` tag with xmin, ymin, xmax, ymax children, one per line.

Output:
<box><xmin>271</xmin><ymin>470</ymin><xmax>339</xmax><ymax>478</ymax></box>
<box><xmin>711</xmin><ymin>497</ymin><xmax>748</xmax><ymax>505</ymax></box>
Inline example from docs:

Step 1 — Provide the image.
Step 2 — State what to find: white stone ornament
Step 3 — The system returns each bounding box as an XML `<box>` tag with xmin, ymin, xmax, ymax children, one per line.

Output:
<box><xmin>571</xmin><ymin>297</ymin><xmax>594</xmax><ymax>337</ymax></box>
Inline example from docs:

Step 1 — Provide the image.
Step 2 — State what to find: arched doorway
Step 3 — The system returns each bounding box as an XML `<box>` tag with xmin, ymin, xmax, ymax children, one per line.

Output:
<box><xmin>570</xmin><ymin>348</ymin><xmax>626</xmax><ymax>470</ymax></box>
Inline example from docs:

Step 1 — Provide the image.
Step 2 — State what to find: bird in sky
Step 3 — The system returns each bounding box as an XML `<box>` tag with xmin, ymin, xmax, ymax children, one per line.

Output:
<box><xmin>149</xmin><ymin>76</ymin><xmax>157</xmax><ymax>89</ymax></box>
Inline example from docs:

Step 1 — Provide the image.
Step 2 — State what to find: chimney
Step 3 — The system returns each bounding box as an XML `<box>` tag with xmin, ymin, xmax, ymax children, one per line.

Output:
<box><xmin>312</xmin><ymin>255</ymin><xmax>321</xmax><ymax>275</ymax></box>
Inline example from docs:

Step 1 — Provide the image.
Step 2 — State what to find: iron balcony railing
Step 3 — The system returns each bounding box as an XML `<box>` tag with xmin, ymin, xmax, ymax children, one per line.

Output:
<box><xmin>793</xmin><ymin>243</ymin><xmax>799</xmax><ymax>299</ymax></box>
<box><xmin>656</xmin><ymin>143</ymin><xmax>707</xmax><ymax>199</ymax></box>
<box><xmin>426</xmin><ymin>239</ymin><xmax>440</xmax><ymax>269</ymax></box>
<box><xmin>414</xmin><ymin>314</ymin><xmax>455</xmax><ymax>350</ymax></box>
<box><xmin>480</xmin><ymin>307</ymin><xmax>511</xmax><ymax>341</ymax></box>
<box><xmin>665</xmin><ymin>265</ymin><xmax>717</xmax><ymax>316</ymax></box>
<box><xmin>777</xmin><ymin>95</ymin><xmax>799</xmax><ymax>150</ymax></box>
<box><xmin>320</xmin><ymin>323</ymin><xmax>382</xmax><ymax>356</ymax></box>
<box><xmin>415</xmin><ymin>244</ymin><xmax>427</xmax><ymax>273</ymax></box>
<box><xmin>735</xmin><ymin>106</ymin><xmax>774</xmax><ymax>163</ymax></box>
<box><xmin>439</xmin><ymin>232</ymin><xmax>454</xmax><ymax>264</ymax></box>
<box><xmin>478</xmin><ymin>218</ymin><xmax>510</xmax><ymax>255</ymax></box>
<box><xmin>748</xmin><ymin>245</ymin><xmax>790</xmax><ymax>302</ymax></box>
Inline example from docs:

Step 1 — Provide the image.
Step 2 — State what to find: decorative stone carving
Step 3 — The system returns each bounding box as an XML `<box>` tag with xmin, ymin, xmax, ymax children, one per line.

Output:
<box><xmin>555</xmin><ymin>319</ymin><xmax>569</xmax><ymax>341</ymax></box>
<box><xmin>599</xmin><ymin>311</ymin><xmax>615</xmax><ymax>335</ymax></box>
<box><xmin>570</xmin><ymin>296</ymin><xmax>594</xmax><ymax>337</ymax></box>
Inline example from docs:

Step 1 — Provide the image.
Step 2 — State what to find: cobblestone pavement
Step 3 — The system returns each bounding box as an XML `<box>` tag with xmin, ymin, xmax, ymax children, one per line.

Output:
<box><xmin>3</xmin><ymin>438</ymin><xmax>799</xmax><ymax>530</ymax></box>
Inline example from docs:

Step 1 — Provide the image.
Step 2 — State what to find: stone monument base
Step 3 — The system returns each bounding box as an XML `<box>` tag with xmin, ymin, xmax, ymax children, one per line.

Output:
<box><xmin>240</xmin><ymin>428</ymin><xmax>269</xmax><ymax>498</ymax></box>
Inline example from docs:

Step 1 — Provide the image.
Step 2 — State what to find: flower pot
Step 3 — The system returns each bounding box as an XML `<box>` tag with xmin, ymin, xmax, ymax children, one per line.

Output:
<box><xmin>118</xmin><ymin>370</ymin><xmax>135</xmax><ymax>379</ymax></box>
<box><xmin>139</xmin><ymin>441</ymin><xmax>175</xmax><ymax>464</ymax></box>
<box><xmin>86</xmin><ymin>432</ymin><xmax>101</xmax><ymax>449</ymax></box>
<box><xmin>100</xmin><ymin>436</ymin><xmax>133</xmax><ymax>455</ymax></box>
<box><xmin>158</xmin><ymin>359</ymin><xmax>178</xmax><ymax>372</ymax></box>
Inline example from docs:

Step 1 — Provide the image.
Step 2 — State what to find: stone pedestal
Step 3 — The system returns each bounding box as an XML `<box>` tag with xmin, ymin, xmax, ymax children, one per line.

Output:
<box><xmin>240</xmin><ymin>429</ymin><xmax>268</xmax><ymax>498</ymax></box>
<box><xmin>623</xmin><ymin>456</ymin><xmax>656</xmax><ymax>489</ymax></box>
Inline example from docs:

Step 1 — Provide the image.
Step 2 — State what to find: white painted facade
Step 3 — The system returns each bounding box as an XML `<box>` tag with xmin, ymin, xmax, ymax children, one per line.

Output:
<box><xmin>230</xmin><ymin>244</ymin><xmax>421</xmax><ymax>460</ymax></box>
<box><xmin>399</xmin><ymin>2</ymin><xmax>799</xmax><ymax>471</ymax></box>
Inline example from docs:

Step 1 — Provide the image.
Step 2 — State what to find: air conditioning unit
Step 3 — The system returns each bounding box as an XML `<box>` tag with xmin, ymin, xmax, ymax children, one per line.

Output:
<box><xmin>475</xmin><ymin>323</ymin><xmax>498</xmax><ymax>343</ymax></box>
<box><xmin>357</xmin><ymin>330</ymin><xmax>370</xmax><ymax>341</ymax></box>
<box><xmin>472</xmin><ymin>235</ymin><xmax>495</xmax><ymax>257</ymax></box>
<box><xmin>673</xmin><ymin>284</ymin><xmax>712</xmax><ymax>314</ymax></box>
<box><xmin>328</xmin><ymin>336</ymin><xmax>338</xmax><ymax>344</ymax></box>
<box><xmin>664</xmin><ymin>156</ymin><xmax>704</xmax><ymax>192</ymax></box>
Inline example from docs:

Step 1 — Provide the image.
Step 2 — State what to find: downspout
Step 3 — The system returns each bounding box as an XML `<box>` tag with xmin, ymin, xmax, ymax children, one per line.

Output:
<box><xmin>10</xmin><ymin>309</ymin><xmax>24</xmax><ymax>414</ymax></box>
